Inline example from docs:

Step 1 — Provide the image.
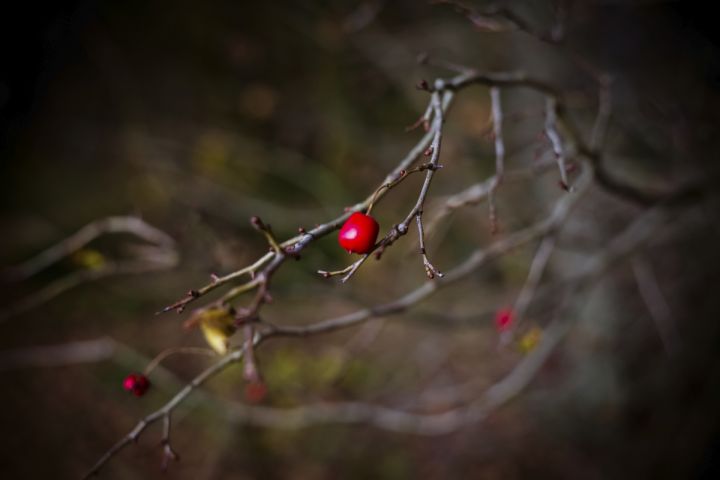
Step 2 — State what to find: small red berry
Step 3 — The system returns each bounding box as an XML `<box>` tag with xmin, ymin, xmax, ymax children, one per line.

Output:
<box><xmin>123</xmin><ymin>372</ymin><xmax>151</xmax><ymax>397</ymax></box>
<box><xmin>244</xmin><ymin>381</ymin><xmax>268</xmax><ymax>404</ymax></box>
<box><xmin>338</xmin><ymin>212</ymin><xmax>379</xmax><ymax>254</ymax></box>
<box><xmin>495</xmin><ymin>308</ymin><xmax>514</xmax><ymax>332</ymax></box>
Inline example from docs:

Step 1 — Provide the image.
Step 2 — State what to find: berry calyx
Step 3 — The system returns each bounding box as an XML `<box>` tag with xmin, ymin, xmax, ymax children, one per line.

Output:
<box><xmin>338</xmin><ymin>212</ymin><xmax>379</xmax><ymax>254</ymax></box>
<box><xmin>495</xmin><ymin>308</ymin><xmax>514</xmax><ymax>332</ymax></box>
<box><xmin>123</xmin><ymin>372</ymin><xmax>151</xmax><ymax>397</ymax></box>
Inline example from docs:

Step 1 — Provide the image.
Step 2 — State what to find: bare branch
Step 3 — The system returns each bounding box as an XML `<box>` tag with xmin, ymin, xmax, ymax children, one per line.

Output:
<box><xmin>82</xmin><ymin>342</ymin><xmax>253</xmax><ymax>480</ymax></box>
<box><xmin>632</xmin><ymin>257</ymin><xmax>679</xmax><ymax>355</ymax></box>
<box><xmin>267</xmin><ymin>164</ymin><xmax>591</xmax><ymax>339</ymax></box>
<box><xmin>511</xmin><ymin>235</ymin><xmax>558</xmax><ymax>331</ymax></box>
<box><xmin>545</xmin><ymin>96</ymin><xmax>571</xmax><ymax>191</ymax></box>
<box><xmin>86</xmin><ymin>165</ymin><xmax>696</xmax><ymax>477</ymax></box>
<box><xmin>82</xmin><ymin>44</ymin><xmax>711</xmax><ymax>476</ymax></box>
<box><xmin>160</xmin><ymin>94</ymin><xmax>456</xmax><ymax>314</ymax></box>
<box><xmin>424</xmin><ymin>157</ymin><xmax>567</xmax><ymax>237</ymax></box>
<box><xmin>160</xmin><ymin>413</ymin><xmax>179</xmax><ymax>471</ymax></box>
<box><xmin>413</xmin><ymin>89</ymin><xmax>446</xmax><ymax>279</ymax></box>
<box><xmin>143</xmin><ymin>347</ymin><xmax>217</xmax><ymax>376</ymax></box>
<box><xmin>225</xmin><ymin>314</ymin><xmax>573</xmax><ymax>435</ymax></box>
<box><xmin>0</xmin><ymin>256</ymin><xmax>178</xmax><ymax>324</ymax></box>
<box><xmin>0</xmin><ymin>216</ymin><xmax>178</xmax><ymax>322</ymax></box>
<box><xmin>2</xmin><ymin>216</ymin><xmax>175</xmax><ymax>282</ymax></box>
<box><xmin>488</xmin><ymin>86</ymin><xmax>505</xmax><ymax>233</ymax></box>
<box><xmin>85</xmin><ymin>198</ymin><xmax>577</xmax><ymax>476</ymax></box>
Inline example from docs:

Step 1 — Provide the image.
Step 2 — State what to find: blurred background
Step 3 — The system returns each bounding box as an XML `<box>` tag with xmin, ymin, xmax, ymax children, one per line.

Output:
<box><xmin>1</xmin><ymin>0</ymin><xmax>720</xmax><ymax>478</ymax></box>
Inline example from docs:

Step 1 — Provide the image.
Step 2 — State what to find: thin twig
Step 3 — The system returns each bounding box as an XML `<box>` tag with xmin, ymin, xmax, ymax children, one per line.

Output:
<box><xmin>268</xmin><ymin>165</ymin><xmax>591</xmax><ymax>339</ymax></box>
<box><xmin>506</xmin><ymin>235</ymin><xmax>558</xmax><ymax>342</ymax></box>
<box><xmin>160</xmin><ymin>413</ymin><xmax>179</xmax><ymax>471</ymax></box>
<box><xmin>85</xmin><ymin>168</ymin><xmax>695</xmax><ymax>477</ymax></box>
<box><xmin>414</xmin><ymin>89</ymin><xmax>446</xmax><ymax>279</ymax></box>
<box><xmin>488</xmin><ymin>86</ymin><xmax>505</xmax><ymax>233</ymax></box>
<box><xmin>631</xmin><ymin>257</ymin><xmax>678</xmax><ymax>355</ymax></box>
<box><xmin>160</xmin><ymin>95</ymin><xmax>456</xmax><ymax>315</ymax></box>
<box><xmin>2</xmin><ymin>216</ymin><xmax>175</xmax><ymax>282</ymax></box>
<box><xmin>84</xmin><ymin>54</ymin><xmax>709</xmax><ymax>476</ymax></box>
<box><xmin>321</xmin><ymin>90</ymin><xmax>452</xmax><ymax>283</ymax></box>
<box><xmin>424</xmin><ymin>157</ymin><xmax>566</xmax><ymax>236</ymax></box>
<box><xmin>143</xmin><ymin>347</ymin><xmax>217</xmax><ymax>376</ymax></box>
<box><xmin>0</xmin><ymin>258</ymin><xmax>178</xmax><ymax>324</ymax></box>
<box><xmin>225</xmin><ymin>314</ymin><xmax>574</xmax><ymax>435</ymax></box>
<box><xmin>545</xmin><ymin>96</ymin><xmax>571</xmax><ymax>191</ymax></box>
<box><xmin>82</xmin><ymin>342</ymin><xmax>253</xmax><ymax>480</ymax></box>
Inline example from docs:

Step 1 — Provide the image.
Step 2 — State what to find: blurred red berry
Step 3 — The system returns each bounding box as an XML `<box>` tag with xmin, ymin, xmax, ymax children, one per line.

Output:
<box><xmin>244</xmin><ymin>381</ymin><xmax>268</xmax><ymax>404</ymax></box>
<box><xmin>495</xmin><ymin>308</ymin><xmax>514</xmax><ymax>332</ymax></box>
<box><xmin>123</xmin><ymin>372</ymin><xmax>151</xmax><ymax>397</ymax></box>
<box><xmin>338</xmin><ymin>212</ymin><xmax>379</xmax><ymax>254</ymax></box>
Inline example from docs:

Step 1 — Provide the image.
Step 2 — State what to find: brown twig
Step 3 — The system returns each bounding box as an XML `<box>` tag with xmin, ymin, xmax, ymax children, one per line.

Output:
<box><xmin>1</xmin><ymin>216</ymin><xmax>175</xmax><ymax>282</ymax></box>
<box><xmin>160</xmin><ymin>413</ymin><xmax>179</xmax><ymax>471</ymax></box>
<box><xmin>631</xmin><ymin>257</ymin><xmax>679</xmax><ymax>355</ymax></box>
<box><xmin>159</xmin><ymin>95</ymin><xmax>455</xmax><ymax>315</ymax></box>
<box><xmin>82</xmin><ymin>340</ymin><xmax>255</xmax><ymax>480</ymax></box>
<box><xmin>83</xmin><ymin>42</ymin><xmax>713</xmax><ymax>474</ymax></box>
<box><xmin>545</xmin><ymin>96</ymin><xmax>572</xmax><ymax>191</ymax></box>
<box><xmin>84</xmin><ymin>165</ymin><xmax>700</xmax><ymax>477</ymax></box>
<box><xmin>488</xmin><ymin>86</ymin><xmax>505</xmax><ymax>233</ymax></box>
<box><xmin>143</xmin><ymin>347</ymin><xmax>217</xmax><ymax>376</ymax></box>
<box><xmin>0</xmin><ymin>257</ymin><xmax>178</xmax><ymax>324</ymax></box>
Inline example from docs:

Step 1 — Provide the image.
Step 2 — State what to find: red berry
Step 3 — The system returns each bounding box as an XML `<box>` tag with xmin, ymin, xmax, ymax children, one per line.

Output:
<box><xmin>244</xmin><ymin>381</ymin><xmax>268</xmax><ymax>404</ymax></box>
<box><xmin>123</xmin><ymin>372</ymin><xmax>151</xmax><ymax>397</ymax></box>
<box><xmin>338</xmin><ymin>212</ymin><xmax>379</xmax><ymax>254</ymax></box>
<box><xmin>495</xmin><ymin>308</ymin><xmax>514</xmax><ymax>332</ymax></box>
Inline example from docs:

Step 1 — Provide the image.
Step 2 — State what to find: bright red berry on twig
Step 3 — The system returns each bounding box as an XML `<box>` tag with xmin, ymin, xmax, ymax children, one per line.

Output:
<box><xmin>495</xmin><ymin>308</ymin><xmax>514</xmax><ymax>332</ymax></box>
<box><xmin>123</xmin><ymin>372</ymin><xmax>151</xmax><ymax>397</ymax></box>
<box><xmin>338</xmin><ymin>212</ymin><xmax>379</xmax><ymax>254</ymax></box>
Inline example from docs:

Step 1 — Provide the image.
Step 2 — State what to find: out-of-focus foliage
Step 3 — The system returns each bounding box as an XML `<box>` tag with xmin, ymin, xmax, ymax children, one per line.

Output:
<box><xmin>1</xmin><ymin>1</ymin><xmax>720</xmax><ymax>479</ymax></box>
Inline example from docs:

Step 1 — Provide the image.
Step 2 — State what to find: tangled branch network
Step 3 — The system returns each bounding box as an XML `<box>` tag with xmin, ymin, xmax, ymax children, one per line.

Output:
<box><xmin>82</xmin><ymin>54</ymin><xmax>703</xmax><ymax>476</ymax></box>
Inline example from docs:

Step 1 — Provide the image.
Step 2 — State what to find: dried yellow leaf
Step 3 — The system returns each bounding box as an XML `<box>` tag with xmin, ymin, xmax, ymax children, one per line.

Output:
<box><xmin>193</xmin><ymin>307</ymin><xmax>236</xmax><ymax>355</ymax></box>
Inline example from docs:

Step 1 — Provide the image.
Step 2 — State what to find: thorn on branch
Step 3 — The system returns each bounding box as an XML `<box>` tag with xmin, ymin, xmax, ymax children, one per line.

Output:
<box><xmin>157</xmin><ymin>295</ymin><xmax>193</xmax><ymax>315</ymax></box>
